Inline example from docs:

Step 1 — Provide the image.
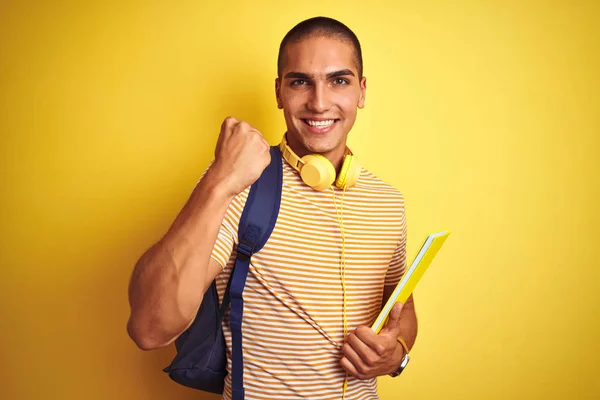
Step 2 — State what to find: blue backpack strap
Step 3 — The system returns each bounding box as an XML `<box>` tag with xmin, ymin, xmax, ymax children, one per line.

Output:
<box><xmin>230</xmin><ymin>146</ymin><xmax>282</xmax><ymax>400</ymax></box>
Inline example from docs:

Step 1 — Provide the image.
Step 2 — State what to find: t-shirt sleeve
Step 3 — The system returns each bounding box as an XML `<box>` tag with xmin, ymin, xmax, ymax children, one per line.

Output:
<box><xmin>384</xmin><ymin>203</ymin><xmax>407</xmax><ymax>287</ymax></box>
<box><xmin>211</xmin><ymin>226</ymin><xmax>235</xmax><ymax>270</ymax></box>
<box><xmin>211</xmin><ymin>192</ymin><xmax>248</xmax><ymax>269</ymax></box>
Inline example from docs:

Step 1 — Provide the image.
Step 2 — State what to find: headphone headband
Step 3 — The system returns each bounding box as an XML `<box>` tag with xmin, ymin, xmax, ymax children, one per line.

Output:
<box><xmin>279</xmin><ymin>135</ymin><xmax>305</xmax><ymax>172</ymax></box>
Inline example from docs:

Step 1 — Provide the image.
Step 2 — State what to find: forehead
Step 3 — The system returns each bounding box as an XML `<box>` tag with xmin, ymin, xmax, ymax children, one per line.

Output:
<box><xmin>282</xmin><ymin>36</ymin><xmax>358</xmax><ymax>76</ymax></box>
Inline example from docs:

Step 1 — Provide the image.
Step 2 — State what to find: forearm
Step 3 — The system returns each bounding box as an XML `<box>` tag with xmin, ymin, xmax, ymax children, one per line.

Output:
<box><xmin>398</xmin><ymin>301</ymin><xmax>417</xmax><ymax>350</ymax></box>
<box><xmin>127</xmin><ymin>166</ymin><xmax>234</xmax><ymax>349</ymax></box>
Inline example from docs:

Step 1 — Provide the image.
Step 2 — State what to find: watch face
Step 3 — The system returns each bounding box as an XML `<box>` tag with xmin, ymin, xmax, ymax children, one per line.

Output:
<box><xmin>400</xmin><ymin>353</ymin><xmax>410</xmax><ymax>368</ymax></box>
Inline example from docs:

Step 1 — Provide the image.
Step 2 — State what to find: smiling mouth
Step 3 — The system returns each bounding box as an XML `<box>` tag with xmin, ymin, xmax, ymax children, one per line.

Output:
<box><xmin>302</xmin><ymin>119</ymin><xmax>340</xmax><ymax>128</ymax></box>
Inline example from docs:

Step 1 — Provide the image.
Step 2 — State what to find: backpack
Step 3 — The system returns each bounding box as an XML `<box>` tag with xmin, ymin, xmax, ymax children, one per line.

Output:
<box><xmin>162</xmin><ymin>145</ymin><xmax>283</xmax><ymax>400</ymax></box>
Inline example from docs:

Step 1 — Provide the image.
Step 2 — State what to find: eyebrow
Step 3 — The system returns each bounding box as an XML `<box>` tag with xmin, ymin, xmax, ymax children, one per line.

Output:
<box><xmin>284</xmin><ymin>69</ymin><xmax>356</xmax><ymax>79</ymax></box>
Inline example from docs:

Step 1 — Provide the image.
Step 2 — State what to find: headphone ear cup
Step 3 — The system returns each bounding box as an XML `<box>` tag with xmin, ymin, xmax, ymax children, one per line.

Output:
<box><xmin>301</xmin><ymin>154</ymin><xmax>336</xmax><ymax>191</ymax></box>
<box><xmin>336</xmin><ymin>155</ymin><xmax>361</xmax><ymax>189</ymax></box>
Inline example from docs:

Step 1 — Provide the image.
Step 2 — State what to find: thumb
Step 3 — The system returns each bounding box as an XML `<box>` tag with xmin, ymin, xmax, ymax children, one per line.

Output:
<box><xmin>382</xmin><ymin>302</ymin><xmax>404</xmax><ymax>335</ymax></box>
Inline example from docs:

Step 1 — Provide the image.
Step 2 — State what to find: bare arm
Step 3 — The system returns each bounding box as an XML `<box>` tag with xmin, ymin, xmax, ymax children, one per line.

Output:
<box><xmin>126</xmin><ymin>171</ymin><xmax>235</xmax><ymax>350</ymax></box>
<box><xmin>126</xmin><ymin>117</ymin><xmax>271</xmax><ymax>350</ymax></box>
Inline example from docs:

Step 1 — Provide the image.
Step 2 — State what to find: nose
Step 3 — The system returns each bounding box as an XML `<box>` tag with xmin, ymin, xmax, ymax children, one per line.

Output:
<box><xmin>306</xmin><ymin>82</ymin><xmax>331</xmax><ymax>113</ymax></box>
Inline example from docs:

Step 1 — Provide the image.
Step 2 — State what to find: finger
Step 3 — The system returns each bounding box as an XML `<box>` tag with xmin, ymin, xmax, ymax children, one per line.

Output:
<box><xmin>342</xmin><ymin>341</ymin><xmax>369</xmax><ymax>374</ymax></box>
<box><xmin>234</xmin><ymin>120</ymin><xmax>253</xmax><ymax>134</ymax></box>
<box><xmin>261</xmin><ymin>138</ymin><xmax>271</xmax><ymax>154</ymax></box>
<box><xmin>340</xmin><ymin>356</ymin><xmax>364</xmax><ymax>380</ymax></box>
<box><xmin>246</xmin><ymin>127</ymin><xmax>269</xmax><ymax>152</ymax></box>
<box><xmin>222</xmin><ymin>116</ymin><xmax>239</xmax><ymax>132</ymax></box>
<box><xmin>217</xmin><ymin>118</ymin><xmax>239</xmax><ymax>152</ymax></box>
<box><xmin>259</xmin><ymin>134</ymin><xmax>270</xmax><ymax>150</ymax></box>
<box><xmin>354</xmin><ymin>325</ymin><xmax>385</xmax><ymax>353</ymax></box>
<box><xmin>381</xmin><ymin>302</ymin><xmax>404</xmax><ymax>335</ymax></box>
<box><xmin>346</xmin><ymin>332</ymin><xmax>378</xmax><ymax>367</ymax></box>
<box><xmin>247</xmin><ymin>127</ymin><xmax>263</xmax><ymax>138</ymax></box>
<box><xmin>263</xmin><ymin>147</ymin><xmax>272</xmax><ymax>166</ymax></box>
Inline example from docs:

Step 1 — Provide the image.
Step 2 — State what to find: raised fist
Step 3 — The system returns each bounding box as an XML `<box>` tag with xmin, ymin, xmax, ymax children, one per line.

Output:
<box><xmin>209</xmin><ymin>117</ymin><xmax>271</xmax><ymax>197</ymax></box>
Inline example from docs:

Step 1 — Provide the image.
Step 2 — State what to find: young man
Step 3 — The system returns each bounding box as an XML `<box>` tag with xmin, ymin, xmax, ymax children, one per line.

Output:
<box><xmin>127</xmin><ymin>17</ymin><xmax>417</xmax><ymax>399</ymax></box>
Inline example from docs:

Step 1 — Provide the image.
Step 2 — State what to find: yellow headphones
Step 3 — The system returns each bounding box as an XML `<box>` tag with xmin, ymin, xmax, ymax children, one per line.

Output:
<box><xmin>279</xmin><ymin>134</ymin><xmax>362</xmax><ymax>191</ymax></box>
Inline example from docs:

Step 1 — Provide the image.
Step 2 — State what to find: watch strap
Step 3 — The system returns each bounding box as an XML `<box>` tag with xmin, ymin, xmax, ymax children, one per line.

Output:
<box><xmin>389</xmin><ymin>336</ymin><xmax>410</xmax><ymax>377</ymax></box>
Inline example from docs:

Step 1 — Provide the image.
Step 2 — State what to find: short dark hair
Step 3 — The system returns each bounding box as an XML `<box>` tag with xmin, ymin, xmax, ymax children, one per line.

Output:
<box><xmin>277</xmin><ymin>17</ymin><xmax>363</xmax><ymax>78</ymax></box>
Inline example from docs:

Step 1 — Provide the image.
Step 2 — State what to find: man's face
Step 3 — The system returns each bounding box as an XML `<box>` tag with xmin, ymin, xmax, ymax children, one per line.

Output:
<box><xmin>276</xmin><ymin>36</ymin><xmax>366</xmax><ymax>158</ymax></box>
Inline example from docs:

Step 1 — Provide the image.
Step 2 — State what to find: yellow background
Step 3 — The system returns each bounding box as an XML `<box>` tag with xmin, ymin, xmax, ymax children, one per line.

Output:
<box><xmin>1</xmin><ymin>1</ymin><xmax>598</xmax><ymax>399</ymax></box>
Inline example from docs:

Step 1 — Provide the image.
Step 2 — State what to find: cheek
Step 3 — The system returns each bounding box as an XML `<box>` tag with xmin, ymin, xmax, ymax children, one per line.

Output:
<box><xmin>336</xmin><ymin>94</ymin><xmax>360</xmax><ymax>117</ymax></box>
<box><xmin>333</xmin><ymin>86</ymin><xmax>360</xmax><ymax>106</ymax></box>
<box><xmin>283</xmin><ymin>95</ymin><xmax>306</xmax><ymax>116</ymax></box>
<box><xmin>282</xmin><ymin>102</ymin><xmax>301</xmax><ymax>124</ymax></box>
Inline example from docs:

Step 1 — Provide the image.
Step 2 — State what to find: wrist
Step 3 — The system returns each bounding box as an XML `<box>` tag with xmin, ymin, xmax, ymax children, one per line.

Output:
<box><xmin>202</xmin><ymin>164</ymin><xmax>239</xmax><ymax>201</ymax></box>
<box><xmin>389</xmin><ymin>337</ymin><xmax>410</xmax><ymax>377</ymax></box>
<box><xmin>390</xmin><ymin>340</ymin><xmax>405</xmax><ymax>373</ymax></box>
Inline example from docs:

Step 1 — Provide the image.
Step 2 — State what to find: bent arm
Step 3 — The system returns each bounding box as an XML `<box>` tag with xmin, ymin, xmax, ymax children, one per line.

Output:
<box><xmin>126</xmin><ymin>167</ymin><xmax>234</xmax><ymax>350</ymax></box>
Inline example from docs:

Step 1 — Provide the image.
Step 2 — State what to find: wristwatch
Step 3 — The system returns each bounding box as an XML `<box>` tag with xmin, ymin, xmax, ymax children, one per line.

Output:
<box><xmin>389</xmin><ymin>337</ymin><xmax>410</xmax><ymax>377</ymax></box>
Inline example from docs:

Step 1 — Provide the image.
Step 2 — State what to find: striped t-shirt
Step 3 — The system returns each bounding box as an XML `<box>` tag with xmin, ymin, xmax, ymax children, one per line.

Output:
<box><xmin>210</xmin><ymin>152</ymin><xmax>407</xmax><ymax>400</ymax></box>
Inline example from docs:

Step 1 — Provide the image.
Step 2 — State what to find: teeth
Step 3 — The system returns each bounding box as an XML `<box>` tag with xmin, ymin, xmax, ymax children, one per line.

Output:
<box><xmin>306</xmin><ymin>119</ymin><xmax>335</xmax><ymax>127</ymax></box>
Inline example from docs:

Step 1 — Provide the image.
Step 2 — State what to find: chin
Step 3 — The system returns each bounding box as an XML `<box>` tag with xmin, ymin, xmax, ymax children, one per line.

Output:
<box><xmin>294</xmin><ymin>134</ymin><xmax>332</xmax><ymax>154</ymax></box>
<box><xmin>306</xmin><ymin>141</ymin><xmax>337</xmax><ymax>154</ymax></box>
<box><xmin>295</xmin><ymin>129</ymin><xmax>346</xmax><ymax>154</ymax></box>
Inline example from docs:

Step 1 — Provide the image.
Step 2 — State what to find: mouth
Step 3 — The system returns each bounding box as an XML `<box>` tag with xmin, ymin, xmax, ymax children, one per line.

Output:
<box><xmin>301</xmin><ymin>118</ymin><xmax>340</xmax><ymax>133</ymax></box>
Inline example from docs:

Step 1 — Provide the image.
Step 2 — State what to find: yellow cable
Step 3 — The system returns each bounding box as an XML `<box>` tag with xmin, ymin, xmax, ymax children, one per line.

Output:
<box><xmin>331</xmin><ymin>186</ymin><xmax>348</xmax><ymax>399</ymax></box>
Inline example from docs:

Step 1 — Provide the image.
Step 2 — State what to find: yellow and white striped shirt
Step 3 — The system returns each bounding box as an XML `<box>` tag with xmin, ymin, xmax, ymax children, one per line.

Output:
<box><xmin>211</xmin><ymin>153</ymin><xmax>407</xmax><ymax>400</ymax></box>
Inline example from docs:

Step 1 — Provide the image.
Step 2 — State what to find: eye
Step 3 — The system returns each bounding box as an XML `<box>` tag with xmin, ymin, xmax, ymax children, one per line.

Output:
<box><xmin>291</xmin><ymin>79</ymin><xmax>309</xmax><ymax>86</ymax></box>
<box><xmin>333</xmin><ymin>78</ymin><xmax>349</xmax><ymax>85</ymax></box>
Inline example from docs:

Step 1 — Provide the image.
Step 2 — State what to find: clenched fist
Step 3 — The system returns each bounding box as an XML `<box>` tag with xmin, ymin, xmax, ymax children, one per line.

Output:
<box><xmin>340</xmin><ymin>302</ymin><xmax>407</xmax><ymax>380</ymax></box>
<box><xmin>208</xmin><ymin>117</ymin><xmax>271</xmax><ymax>197</ymax></box>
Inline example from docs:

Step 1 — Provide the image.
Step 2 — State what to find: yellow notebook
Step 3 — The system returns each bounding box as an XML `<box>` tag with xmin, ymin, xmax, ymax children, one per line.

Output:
<box><xmin>371</xmin><ymin>230</ymin><xmax>451</xmax><ymax>334</ymax></box>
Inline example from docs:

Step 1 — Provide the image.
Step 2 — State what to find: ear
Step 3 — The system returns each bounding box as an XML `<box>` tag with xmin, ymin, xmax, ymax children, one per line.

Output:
<box><xmin>275</xmin><ymin>78</ymin><xmax>283</xmax><ymax>109</ymax></box>
<box><xmin>358</xmin><ymin>76</ymin><xmax>367</xmax><ymax>109</ymax></box>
